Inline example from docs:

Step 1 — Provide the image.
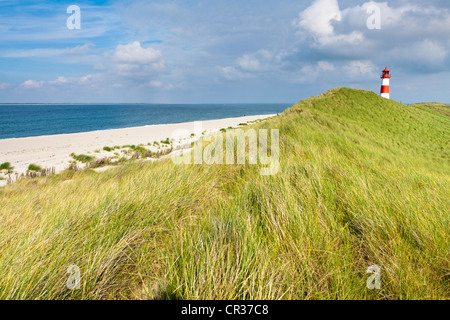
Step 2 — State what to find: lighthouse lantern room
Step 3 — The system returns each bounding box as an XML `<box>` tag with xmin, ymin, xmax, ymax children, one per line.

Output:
<box><xmin>380</xmin><ymin>67</ymin><xmax>391</xmax><ymax>99</ymax></box>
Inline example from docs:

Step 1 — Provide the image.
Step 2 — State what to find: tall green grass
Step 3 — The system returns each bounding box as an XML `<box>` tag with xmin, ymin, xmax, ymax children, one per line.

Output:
<box><xmin>0</xmin><ymin>88</ymin><xmax>448</xmax><ymax>299</ymax></box>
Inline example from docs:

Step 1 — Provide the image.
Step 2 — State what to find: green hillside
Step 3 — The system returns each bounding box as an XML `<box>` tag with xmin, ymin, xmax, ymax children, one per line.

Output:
<box><xmin>0</xmin><ymin>88</ymin><xmax>448</xmax><ymax>299</ymax></box>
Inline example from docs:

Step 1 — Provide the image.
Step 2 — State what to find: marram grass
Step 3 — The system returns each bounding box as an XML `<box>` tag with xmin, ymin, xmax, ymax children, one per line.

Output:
<box><xmin>0</xmin><ymin>88</ymin><xmax>448</xmax><ymax>299</ymax></box>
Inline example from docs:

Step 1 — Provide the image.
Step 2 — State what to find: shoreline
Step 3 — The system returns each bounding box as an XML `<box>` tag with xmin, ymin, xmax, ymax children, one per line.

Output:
<box><xmin>0</xmin><ymin>114</ymin><xmax>276</xmax><ymax>185</ymax></box>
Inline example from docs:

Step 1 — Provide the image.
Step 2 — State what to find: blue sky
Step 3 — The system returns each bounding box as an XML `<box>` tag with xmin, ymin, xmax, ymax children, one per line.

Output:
<box><xmin>0</xmin><ymin>0</ymin><xmax>449</xmax><ymax>103</ymax></box>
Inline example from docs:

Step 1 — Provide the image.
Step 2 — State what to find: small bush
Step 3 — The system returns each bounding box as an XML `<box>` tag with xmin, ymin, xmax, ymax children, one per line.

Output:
<box><xmin>71</xmin><ymin>153</ymin><xmax>94</xmax><ymax>163</ymax></box>
<box><xmin>0</xmin><ymin>162</ymin><xmax>11</xmax><ymax>170</ymax></box>
<box><xmin>103</xmin><ymin>146</ymin><xmax>112</xmax><ymax>152</ymax></box>
<box><xmin>27</xmin><ymin>164</ymin><xmax>42</xmax><ymax>172</ymax></box>
<box><xmin>88</xmin><ymin>158</ymin><xmax>111</xmax><ymax>169</ymax></box>
<box><xmin>161</xmin><ymin>138</ymin><xmax>171</xmax><ymax>145</ymax></box>
<box><xmin>68</xmin><ymin>163</ymin><xmax>79</xmax><ymax>171</ymax></box>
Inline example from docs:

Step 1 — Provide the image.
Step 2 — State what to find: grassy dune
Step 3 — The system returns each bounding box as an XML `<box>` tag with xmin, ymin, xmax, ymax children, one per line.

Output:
<box><xmin>0</xmin><ymin>88</ymin><xmax>448</xmax><ymax>299</ymax></box>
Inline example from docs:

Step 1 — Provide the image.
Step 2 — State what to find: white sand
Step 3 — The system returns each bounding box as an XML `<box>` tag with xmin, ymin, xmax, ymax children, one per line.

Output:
<box><xmin>0</xmin><ymin>114</ymin><xmax>276</xmax><ymax>184</ymax></box>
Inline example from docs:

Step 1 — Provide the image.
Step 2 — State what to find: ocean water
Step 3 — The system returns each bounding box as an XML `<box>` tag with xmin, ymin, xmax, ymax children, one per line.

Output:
<box><xmin>0</xmin><ymin>103</ymin><xmax>289</xmax><ymax>140</ymax></box>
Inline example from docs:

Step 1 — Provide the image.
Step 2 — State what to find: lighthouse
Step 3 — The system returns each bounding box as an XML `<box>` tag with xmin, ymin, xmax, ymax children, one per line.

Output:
<box><xmin>380</xmin><ymin>67</ymin><xmax>391</xmax><ymax>99</ymax></box>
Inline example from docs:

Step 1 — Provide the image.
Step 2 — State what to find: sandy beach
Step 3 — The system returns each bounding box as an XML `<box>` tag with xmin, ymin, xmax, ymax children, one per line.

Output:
<box><xmin>0</xmin><ymin>114</ymin><xmax>275</xmax><ymax>185</ymax></box>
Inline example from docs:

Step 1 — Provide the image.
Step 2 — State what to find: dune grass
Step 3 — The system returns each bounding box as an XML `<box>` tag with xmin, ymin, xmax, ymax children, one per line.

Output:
<box><xmin>70</xmin><ymin>153</ymin><xmax>94</xmax><ymax>163</ymax></box>
<box><xmin>0</xmin><ymin>88</ymin><xmax>448</xmax><ymax>300</ymax></box>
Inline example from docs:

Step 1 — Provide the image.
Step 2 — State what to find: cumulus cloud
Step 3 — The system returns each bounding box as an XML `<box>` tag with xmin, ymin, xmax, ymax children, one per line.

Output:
<box><xmin>296</xmin><ymin>61</ymin><xmax>336</xmax><ymax>82</ymax></box>
<box><xmin>344</xmin><ymin>60</ymin><xmax>377</xmax><ymax>76</ymax></box>
<box><xmin>292</xmin><ymin>0</ymin><xmax>364</xmax><ymax>46</ymax></box>
<box><xmin>2</xmin><ymin>0</ymin><xmax>449</xmax><ymax>103</ymax></box>
<box><xmin>237</xmin><ymin>54</ymin><xmax>262</xmax><ymax>72</ymax></box>
<box><xmin>290</xmin><ymin>0</ymin><xmax>450</xmax><ymax>76</ymax></box>
<box><xmin>112</xmin><ymin>41</ymin><xmax>167</xmax><ymax>77</ymax></box>
<box><xmin>21</xmin><ymin>79</ymin><xmax>44</xmax><ymax>89</ymax></box>
<box><xmin>221</xmin><ymin>49</ymin><xmax>289</xmax><ymax>80</ymax></box>
<box><xmin>49</xmin><ymin>76</ymin><xmax>69</xmax><ymax>85</ymax></box>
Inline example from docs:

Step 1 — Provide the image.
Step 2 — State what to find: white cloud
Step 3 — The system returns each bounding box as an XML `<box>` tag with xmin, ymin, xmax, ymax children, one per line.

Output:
<box><xmin>112</xmin><ymin>41</ymin><xmax>167</xmax><ymax>77</ymax></box>
<box><xmin>113</xmin><ymin>41</ymin><xmax>161</xmax><ymax>65</ymax></box>
<box><xmin>49</xmin><ymin>76</ymin><xmax>69</xmax><ymax>85</ymax></box>
<box><xmin>220</xmin><ymin>49</ymin><xmax>289</xmax><ymax>80</ymax></box>
<box><xmin>79</xmin><ymin>74</ymin><xmax>94</xmax><ymax>85</ymax></box>
<box><xmin>219</xmin><ymin>66</ymin><xmax>249</xmax><ymax>80</ymax></box>
<box><xmin>294</xmin><ymin>0</ymin><xmax>342</xmax><ymax>37</ymax></box>
<box><xmin>344</xmin><ymin>60</ymin><xmax>377</xmax><ymax>76</ymax></box>
<box><xmin>237</xmin><ymin>54</ymin><xmax>262</xmax><ymax>72</ymax></box>
<box><xmin>21</xmin><ymin>79</ymin><xmax>44</xmax><ymax>89</ymax></box>
<box><xmin>392</xmin><ymin>40</ymin><xmax>447</xmax><ymax>65</ymax></box>
<box><xmin>149</xmin><ymin>80</ymin><xmax>163</xmax><ymax>88</ymax></box>
<box><xmin>64</xmin><ymin>43</ymin><xmax>93</xmax><ymax>56</ymax></box>
<box><xmin>297</xmin><ymin>61</ymin><xmax>335</xmax><ymax>82</ymax></box>
<box><xmin>292</xmin><ymin>0</ymin><xmax>364</xmax><ymax>46</ymax></box>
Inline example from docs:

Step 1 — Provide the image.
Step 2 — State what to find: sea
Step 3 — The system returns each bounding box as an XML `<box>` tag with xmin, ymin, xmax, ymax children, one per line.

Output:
<box><xmin>0</xmin><ymin>103</ymin><xmax>290</xmax><ymax>140</ymax></box>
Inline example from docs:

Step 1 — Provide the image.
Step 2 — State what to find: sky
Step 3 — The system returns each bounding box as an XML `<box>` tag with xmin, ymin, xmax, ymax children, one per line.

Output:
<box><xmin>0</xmin><ymin>0</ymin><xmax>449</xmax><ymax>103</ymax></box>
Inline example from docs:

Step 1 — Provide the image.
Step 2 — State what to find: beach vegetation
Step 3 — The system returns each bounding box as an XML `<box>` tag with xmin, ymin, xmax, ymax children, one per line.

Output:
<box><xmin>0</xmin><ymin>88</ymin><xmax>448</xmax><ymax>300</ymax></box>
<box><xmin>0</xmin><ymin>162</ymin><xmax>12</xmax><ymax>171</ymax></box>
<box><xmin>70</xmin><ymin>153</ymin><xmax>94</xmax><ymax>163</ymax></box>
<box><xmin>161</xmin><ymin>138</ymin><xmax>171</xmax><ymax>145</ymax></box>
<box><xmin>27</xmin><ymin>164</ymin><xmax>42</xmax><ymax>172</ymax></box>
<box><xmin>88</xmin><ymin>157</ymin><xmax>111</xmax><ymax>169</ymax></box>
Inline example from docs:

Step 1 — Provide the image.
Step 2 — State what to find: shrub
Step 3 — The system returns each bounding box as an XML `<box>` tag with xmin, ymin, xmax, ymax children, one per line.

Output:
<box><xmin>88</xmin><ymin>158</ymin><xmax>111</xmax><ymax>169</ymax></box>
<box><xmin>161</xmin><ymin>138</ymin><xmax>171</xmax><ymax>145</ymax></box>
<box><xmin>71</xmin><ymin>153</ymin><xmax>94</xmax><ymax>163</ymax></box>
<box><xmin>0</xmin><ymin>162</ymin><xmax>11</xmax><ymax>170</ymax></box>
<box><xmin>27</xmin><ymin>164</ymin><xmax>42</xmax><ymax>172</ymax></box>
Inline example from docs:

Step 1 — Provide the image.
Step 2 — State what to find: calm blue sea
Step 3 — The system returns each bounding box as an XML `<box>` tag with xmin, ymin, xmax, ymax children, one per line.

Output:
<box><xmin>0</xmin><ymin>103</ymin><xmax>289</xmax><ymax>140</ymax></box>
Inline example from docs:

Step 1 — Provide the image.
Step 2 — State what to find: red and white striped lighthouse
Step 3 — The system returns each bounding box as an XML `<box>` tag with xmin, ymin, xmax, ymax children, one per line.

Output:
<box><xmin>380</xmin><ymin>67</ymin><xmax>391</xmax><ymax>99</ymax></box>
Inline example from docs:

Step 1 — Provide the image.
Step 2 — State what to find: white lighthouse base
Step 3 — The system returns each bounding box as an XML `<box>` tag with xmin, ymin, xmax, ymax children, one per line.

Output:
<box><xmin>381</xmin><ymin>93</ymin><xmax>390</xmax><ymax>99</ymax></box>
